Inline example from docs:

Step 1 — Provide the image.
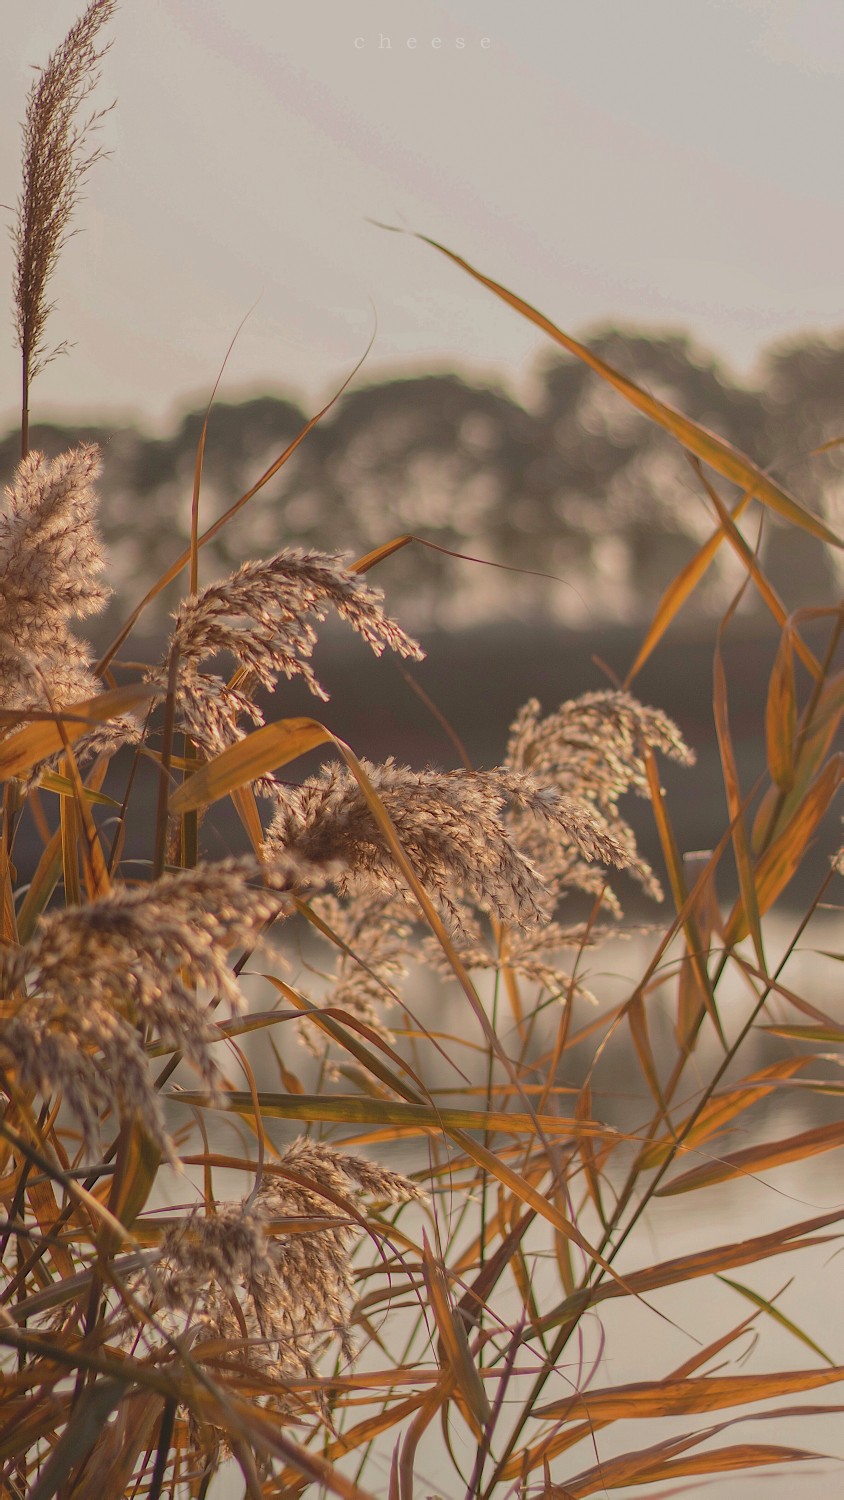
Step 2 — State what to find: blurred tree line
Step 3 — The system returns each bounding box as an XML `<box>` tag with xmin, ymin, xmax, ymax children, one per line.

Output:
<box><xmin>2</xmin><ymin>328</ymin><xmax>841</xmax><ymax>639</ymax></box>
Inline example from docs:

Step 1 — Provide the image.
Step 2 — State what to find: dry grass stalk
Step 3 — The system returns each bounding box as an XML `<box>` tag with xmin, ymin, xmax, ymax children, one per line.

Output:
<box><xmin>12</xmin><ymin>0</ymin><xmax>117</xmax><ymax>456</ymax></box>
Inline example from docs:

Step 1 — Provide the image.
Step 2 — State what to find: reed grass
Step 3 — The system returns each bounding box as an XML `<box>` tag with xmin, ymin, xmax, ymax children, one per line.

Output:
<box><xmin>1</xmin><ymin>7</ymin><xmax>843</xmax><ymax>1498</ymax></box>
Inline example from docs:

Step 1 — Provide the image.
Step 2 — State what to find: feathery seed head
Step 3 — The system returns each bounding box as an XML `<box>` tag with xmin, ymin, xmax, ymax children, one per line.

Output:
<box><xmin>505</xmin><ymin>692</ymin><xmax>694</xmax><ymax>905</ymax></box>
<box><xmin>297</xmin><ymin>888</ymin><xmax>413</xmax><ymax>1053</ymax></box>
<box><xmin>154</xmin><ymin>1139</ymin><xmax>420</xmax><ymax>1373</ymax></box>
<box><xmin>13</xmin><ymin>0</ymin><xmax>117</xmax><ymax>392</ymax></box>
<box><xmin>265</xmin><ymin>758</ymin><xmax>629</xmax><ymax>930</ymax></box>
<box><xmin>0</xmin><ymin>444</ymin><xmax>109</xmax><ymax>710</ymax></box>
<box><xmin>0</xmin><ymin>858</ymin><xmax>283</xmax><ymax>1158</ymax></box>
<box><xmin>159</xmin><ymin>549</ymin><xmax>423</xmax><ymax>755</ymax></box>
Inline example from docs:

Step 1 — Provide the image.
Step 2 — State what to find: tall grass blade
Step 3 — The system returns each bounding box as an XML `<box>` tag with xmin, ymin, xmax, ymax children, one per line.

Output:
<box><xmin>767</xmin><ymin>629</ymin><xmax>799</xmax><ymax>791</ymax></box>
<box><xmin>719</xmin><ymin>1276</ymin><xmax>836</xmax><ymax>1366</ymax></box>
<box><xmin>657</xmin><ymin>1118</ymin><xmax>844</xmax><ymax>1195</ymax></box>
<box><xmin>726</xmin><ymin>753</ymin><xmax>844</xmax><ymax>941</ymax></box>
<box><xmin>408</xmin><ymin>230</ymin><xmax>844</xmax><ymax>547</ymax></box>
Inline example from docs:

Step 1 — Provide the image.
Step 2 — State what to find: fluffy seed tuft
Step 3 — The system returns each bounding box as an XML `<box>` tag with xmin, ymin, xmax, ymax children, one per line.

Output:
<box><xmin>157</xmin><ymin>549</ymin><xmax>423</xmax><ymax>756</ymax></box>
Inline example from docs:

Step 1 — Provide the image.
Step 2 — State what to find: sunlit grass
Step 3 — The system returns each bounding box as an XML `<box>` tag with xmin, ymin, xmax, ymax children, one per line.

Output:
<box><xmin>0</xmin><ymin>6</ymin><xmax>842</xmax><ymax>1498</ymax></box>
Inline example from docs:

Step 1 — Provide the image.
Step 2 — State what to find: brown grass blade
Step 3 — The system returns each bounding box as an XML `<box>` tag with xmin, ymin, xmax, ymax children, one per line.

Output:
<box><xmin>36</xmin><ymin>772</ymin><xmax>118</xmax><ymax>807</ymax></box>
<box><xmin>699</xmin><ymin>469</ymin><xmax>822</xmax><ymax>678</ymax></box>
<box><xmin>537</xmin><ymin>1209</ymin><xmax>844</xmax><ymax>1328</ymax></box>
<box><xmin>639</xmin><ymin>1055</ymin><xmax>808</xmax><ymax>1170</ymax></box>
<box><xmin>15</xmin><ymin>826</ymin><xmax>63</xmax><ymax>943</ymax></box>
<box><xmin>229</xmin><ymin>783</ymin><xmax>265</xmax><ymax>857</ymax></box>
<box><xmin>657</xmin><ymin>1118</ymin><xmax>844</xmax><ymax>1195</ymax></box>
<box><xmin>0</xmin><ymin>811</ymin><xmax>18</xmax><ymax>946</ymax></box>
<box><xmin>714</xmin><ymin>634</ymin><xmax>764</xmax><ymax>969</ymax></box>
<box><xmin>24</xmin><ymin>1179</ymin><xmax>75</xmax><ymax>1282</ymax></box>
<box><xmin>421</xmin><ymin>1233</ymin><xmax>491</xmax><ymax>1431</ymax></box>
<box><xmin>26</xmin><ymin>1378</ymin><xmax>126</xmax><ymax>1500</ymax></box>
<box><xmin>409</xmin><ymin>231</ymin><xmax>843</xmax><ymax>548</ymax></box>
<box><xmin>0</xmin><ymin>685</ymin><xmax>154</xmax><ymax>781</ymax></box>
<box><xmin>539</xmin><ymin>1366</ymin><xmax>844</xmax><ymax>1424</ymax></box>
<box><xmin>167</xmin><ymin>717</ymin><xmax>333</xmax><ymax>814</ymax></box>
<box><xmin>643</xmin><ymin>748</ymin><xmax>724</xmax><ymax>1045</ymax></box>
<box><xmin>59</xmin><ymin>792</ymin><xmax>81</xmax><ymax>906</ymax></box>
<box><xmin>177</xmin><ymin>1090</ymin><xmax>619</xmax><ymax>1140</ymax></box>
<box><xmin>554</xmin><ymin>1438</ymin><xmax>821</xmax><ymax>1495</ymax></box>
<box><xmin>726</xmin><ymin>753</ymin><xmax>844</xmax><ymax>943</ymax></box>
<box><xmin>763</xmin><ymin>1023</ymin><xmax>844</xmax><ymax>1044</ymax></box>
<box><xmin>752</xmin><ymin>669</ymin><xmax>844</xmax><ymax>852</ymax></box>
<box><xmin>626</xmin><ymin>992</ymin><xmax>666</xmax><ymax>1117</ymax></box>
<box><xmin>576</xmin><ymin>1082</ymin><xmax>607</xmax><ymax>1229</ymax></box>
<box><xmin>675</xmin><ymin>849</ymin><xmax>721</xmax><ymax>1053</ymax></box>
<box><xmin>57</xmin><ymin>741</ymin><xmax>110</xmax><ymax>900</ymax></box>
<box><xmin>625</xmin><ymin>494</ymin><xmax>752</xmax><ymax>685</ymax></box>
<box><xmin>446</xmin><ymin>1130</ymin><xmax>623</xmax><ymax>1279</ymax></box>
<box><xmin>352</xmin><ymin>535</ymin><xmax>414</xmax><ymax>574</ymax></box>
<box><xmin>108</xmin><ymin>1118</ymin><xmax>162</xmax><ymax>1236</ymax></box>
<box><xmin>767</xmin><ymin>629</ymin><xmax>798</xmax><ymax>791</ymax></box>
<box><xmin>323</xmin><ymin>1396</ymin><xmax>429</xmax><ymax>1461</ymax></box>
<box><xmin>262</xmin><ymin>974</ymin><xmax>429</xmax><ymax>1103</ymax></box>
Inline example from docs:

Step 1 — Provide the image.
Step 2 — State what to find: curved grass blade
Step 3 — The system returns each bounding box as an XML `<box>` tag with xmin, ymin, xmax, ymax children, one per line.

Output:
<box><xmin>726</xmin><ymin>753</ymin><xmax>844</xmax><ymax>943</ymax></box>
<box><xmin>537</xmin><ymin>1364</ymin><xmax>844</xmax><ymax>1424</ymax></box>
<box><xmin>26</xmin><ymin>1379</ymin><xmax>126</xmax><ymax>1500</ymax></box>
<box><xmin>752</xmin><ymin>669</ymin><xmax>844</xmax><ymax>852</ymax></box>
<box><xmin>625</xmin><ymin>493</ymin><xmax>752</xmax><ymax>685</ymax></box>
<box><xmin>167</xmin><ymin>717</ymin><xmax>333</xmax><ymax>815</ymax></box>
<box><xmin>175</xmin><ymin>1090</ymin><xmax>619</xmax><ymax>1140</ymax></box>
<box><xmin>767</xmin><ymin>629</ymin><xmax>798</xmax><ymax>791</ymax></box>
<box><xmin>353</xmin><ymin>535</ymin><xmax>414</xmax><ymax>574</ymax></box>
<box><xmin>639</xmin><ymin>1055</ymin><xmax>808</xmax><ymax>1170</ymax></box>
<box><xmin>643</xmin><ymin>747</ymin><xmax>724</xmax><ymax>1046</ymax></box>
<box><xmin>719</xmin><ymin>1276</ymin><xmax>836</xmax><ymax>1366</ymax></box>
<box><xmin>699</xmin><ymin>469</ymin><xmax>821</xmax><ymax>678</ymax></box>
<box><xmin>534</xmin><ymin>1209</ymin><xmax>844</xmax><ymax>1329</ymax></box>
<box><xmin>407</xmin><ymin>230</ymin><xmax>843</xmax><ymax>548</ymax></box>
<box><xmin>421</xmin><ymin>1232</ymin><xmax>491</xmax><ymax>1432</ymax></box>
<box><xmin>554</xmin><ymin>1438</ymin><xmax>821</xmax><ymax>1496</ymax></box>
<box><xmin>0</xmin><ymin>684</ymin><xmax>154</xmax><ymax>782</ymax></box>
<box><xmin>96</xmin><ymin>340</ymin><xmax>376</xmax><ymax>675</ymax></box>
<box><xmin>657</xmin><ymin>1117</ymin><xmax>844</xmax><ymax>1196</ymax></box>
<box><xmin>36</xmin><ymin>771</ymin><xmax>118</xmax><ymax>807</ymax></box>
<box><xmin>714</xmin><ymin>630</ymin><xmax>764</xmax><ymax>969</ymax></box>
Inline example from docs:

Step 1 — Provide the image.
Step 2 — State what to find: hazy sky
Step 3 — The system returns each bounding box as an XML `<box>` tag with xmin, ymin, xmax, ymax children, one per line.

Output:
<box><xmin>2</xmin><ymin>0</ymin><xmax>844</xmax><ymax>432</ymax></box>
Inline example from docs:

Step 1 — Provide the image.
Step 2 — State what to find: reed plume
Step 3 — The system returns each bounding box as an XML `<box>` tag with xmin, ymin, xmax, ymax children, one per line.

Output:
<box><xmin>159</xmin><ymin>549</ymin><xmax>423</xmax><ymax>756</ymax></box>
<box><xmin>298</xmin><ymin>888</ymin><xmax>414</xmax><ymax>1052</ymax></box>
<box><xmin>266</xmin><ymin>757</ymin><xmax>630</xmax><ymax>931</ymax></box>
<box><xmin>152</xmin><ymin>1140</ymin><xmax>420</xmax><ymax>1376</ymax></box>
<box><xmin>12</xmin><ymin>0</ymin><xmax>117</xmax><ymax>456</ymax></box>
<box><xmin>0</xmin><ymin>443</ymin><xmax>108</xmax><ymax>715</ymax></box>
<box><xmin>0</xmin><ymin>857</ymin><xmax>284</xmax><ymax>1158</ymax></box>
<box><xmin>505</xmin><ymin>691</ymin><xmax>694</xmax><ymax>902</ymax></box>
